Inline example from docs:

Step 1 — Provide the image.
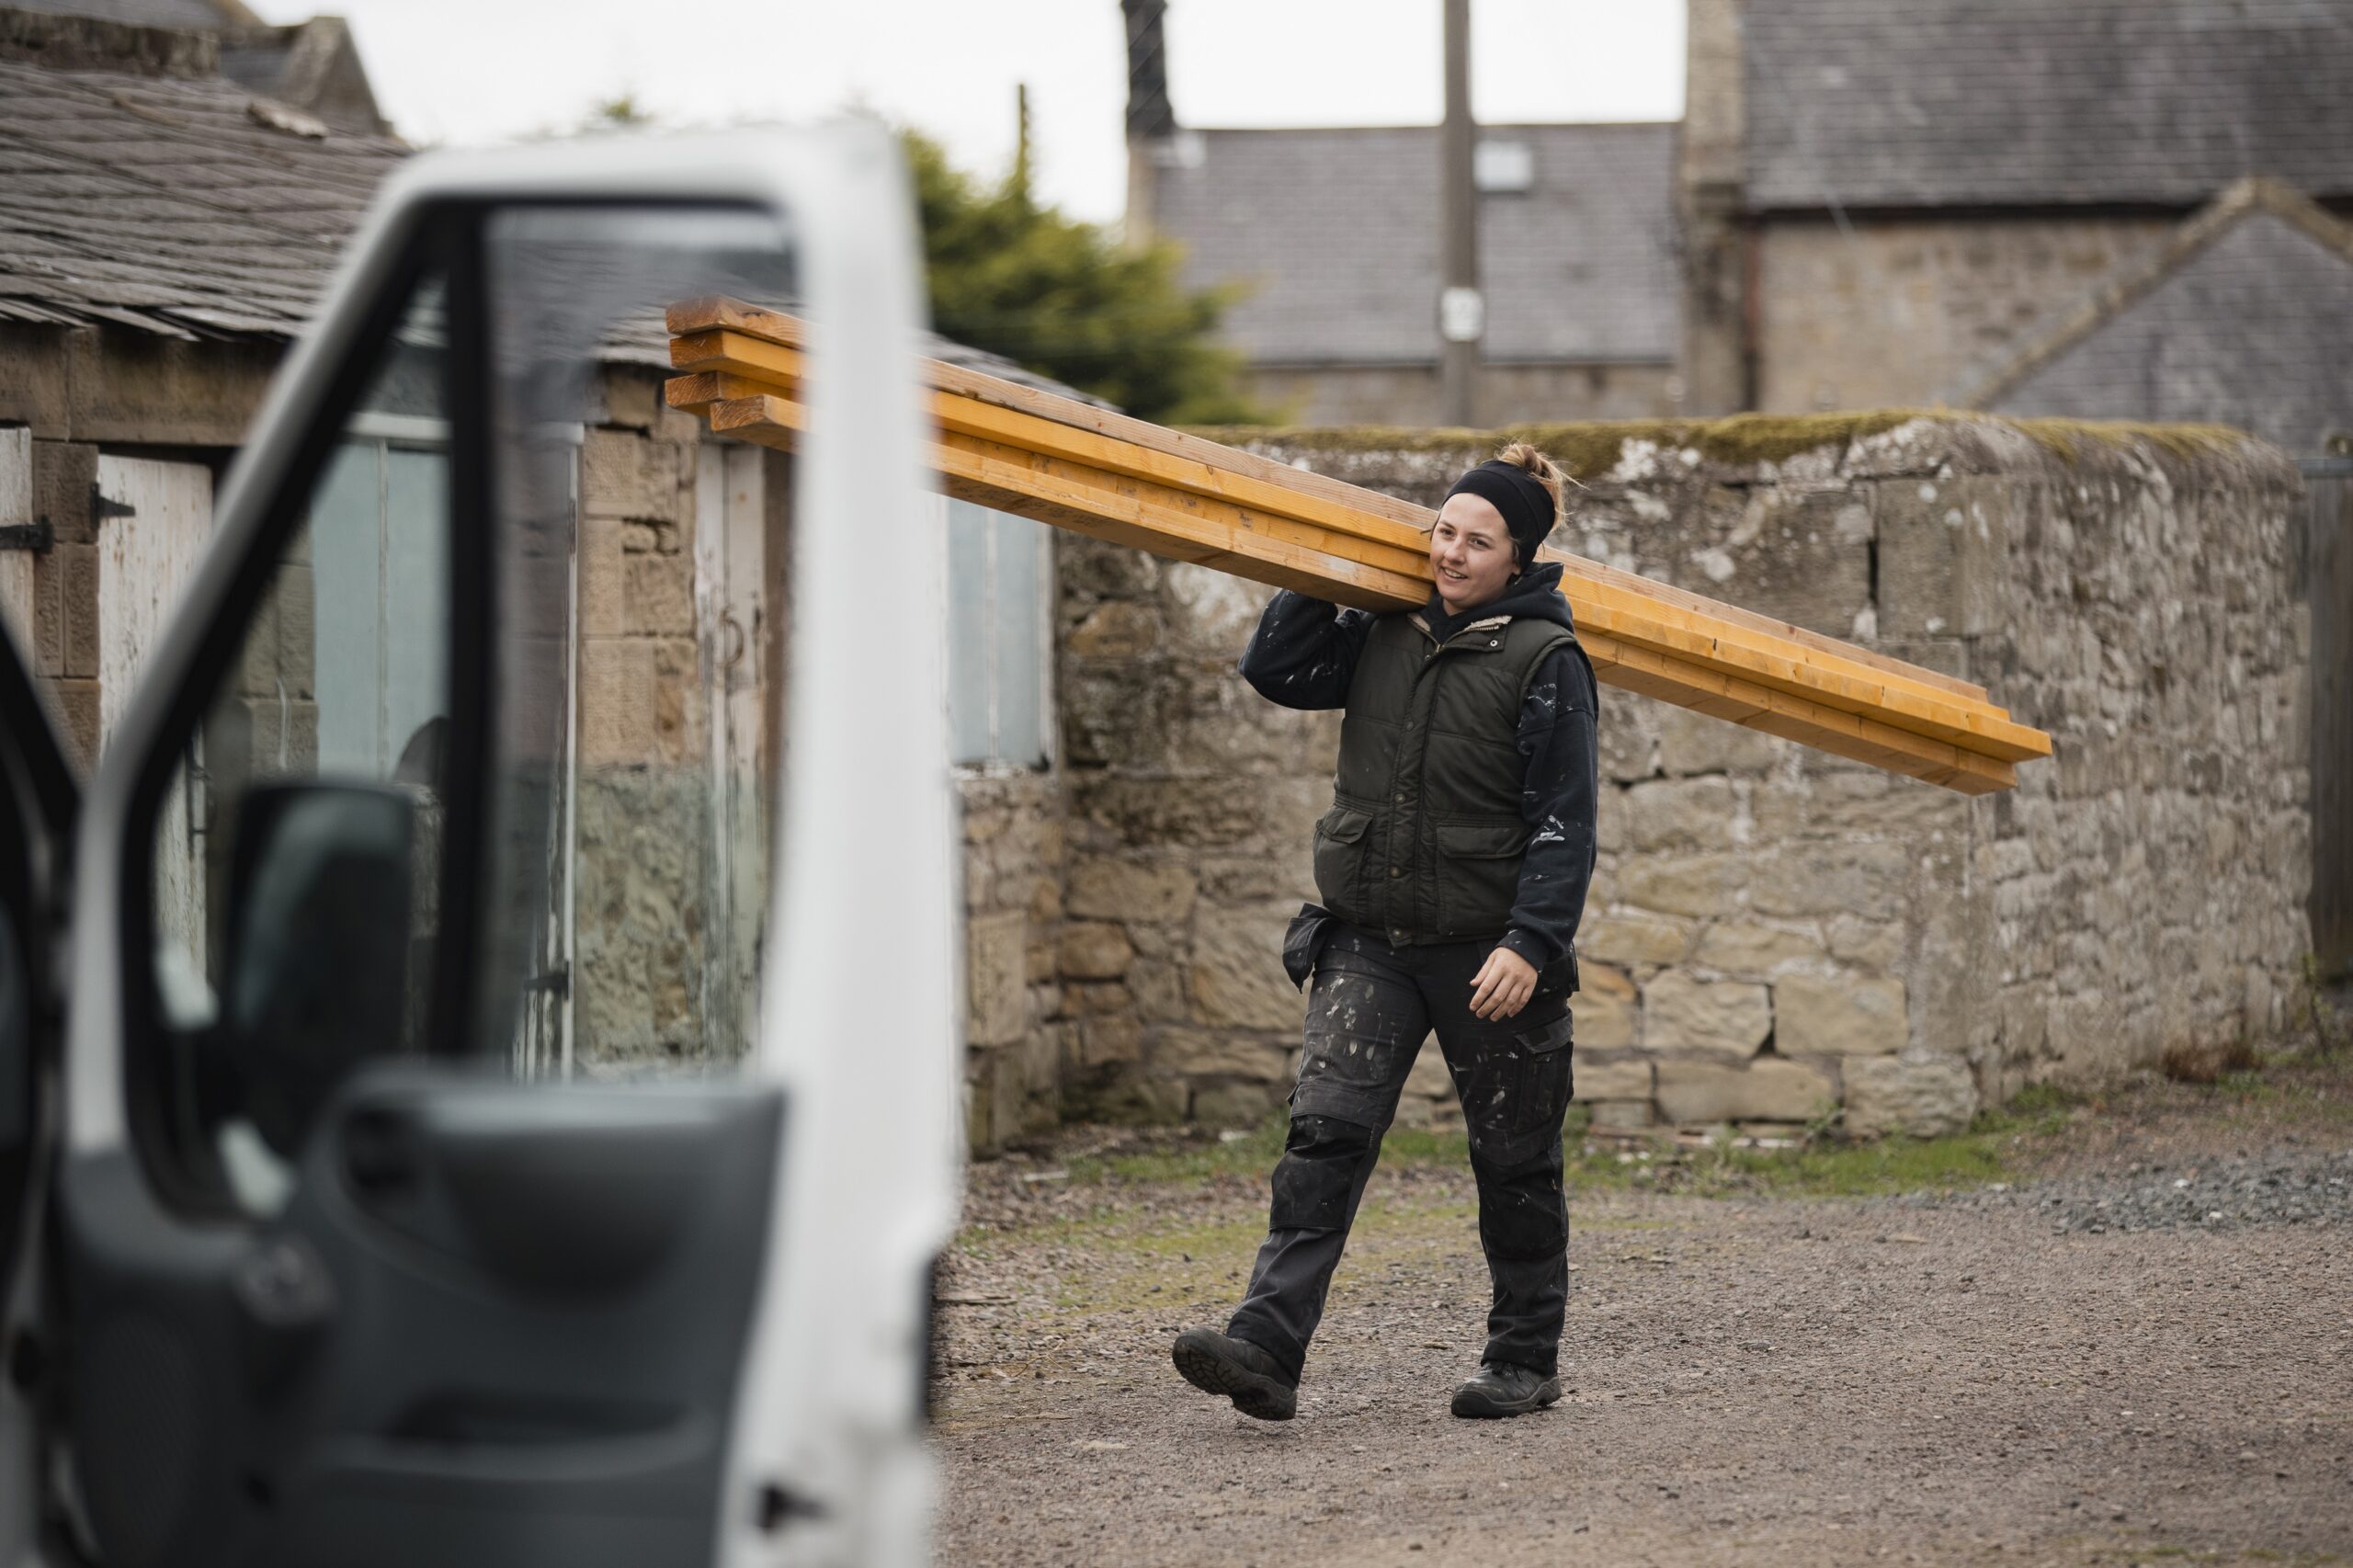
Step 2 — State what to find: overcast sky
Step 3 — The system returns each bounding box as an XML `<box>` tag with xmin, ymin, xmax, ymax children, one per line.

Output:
<box><xmin>245</xmin><ymin>0</ymin><xmax>1686</xmax><ymax>224</ymax></box>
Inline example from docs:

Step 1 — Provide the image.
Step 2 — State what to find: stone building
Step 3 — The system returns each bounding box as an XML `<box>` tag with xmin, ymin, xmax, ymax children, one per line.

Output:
<box><xmin>1961</xmin><ymin>180</ymin><xmax>2353</xmax><ymax>461</ymax></box>
<box><xmin>0</xmin><ymin>7</ymin><xmax>411</xmax><ymax>765</ymax></box>
<box><xmin>1120</xmin><ymin>4</ymin><xmax>1681</xmax><ymax>428</ymax></box>
<box><xmin>7</xmin><ymin>0</ymin><xmax>388</xmax><ymax>132</ymax></box>
<box><xmin>1671</xmin><ymin>3</ymin><xmax>2353</xmax><ymax>994</ymax></box>
<box><xmin>0</xmin><ymin>5</ymin><xmax>1076</xmax><ymax>1095</ymax></box>
<box><xmin>1679</xmin><ymin>0</ymin><xmax>2353</xmax><ymax>456</ymax></box>
<box><xmin>1</xmin><ymin>5</ymin><xmax>2326</xmax><ymax>1152</ymax></box>
<box><xmin>1134</xmin><ymin>122</ymin><xmax>1685</xmax><ymax>428</ymax></box>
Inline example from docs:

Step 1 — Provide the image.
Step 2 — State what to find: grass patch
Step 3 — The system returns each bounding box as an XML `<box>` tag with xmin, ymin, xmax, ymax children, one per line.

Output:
<box><xmin>2219</xmin><ymin>1067</ymin><xmax>2273</xmax><ymax>1099</ymax></box>
<box><xmin>1688</xmin><ymin>1128</ymin><xmax>2013</xmax><ymax>1198</ymax></box>
<box><xmin>1060</xmin><ymin>1103</ymin><xmax>2042</xmax><ymax>1205</ymax></box>
<box><xmin>1063</xmin><ymin>1115</ymin><xmax>1485</xmax><ymax>1188</ymax></box>
<box><xmin>1062</xmin><ymin>1119</ymin><xmax>1283</xmax><ymax>1187</ymax></box>
<box><xmin>1997</xmin><ymin>1080</ymin><xmax>2082</xmax><ymax>1137</ymax></box>
<box><xmin>1027</xmin><ymin>1047</ymin><xmax>2353</xmax><ymax>1224</ymax></box>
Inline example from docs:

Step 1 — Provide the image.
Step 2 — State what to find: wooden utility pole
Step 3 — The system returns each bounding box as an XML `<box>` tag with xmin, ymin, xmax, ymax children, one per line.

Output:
<box><xmin>1121</xmin><ymin>0</ymin><xmax>1174</xmax><ymax>248</ymax></box>
<box><xmin>1013</xmin><ymin>82</ymin><xmax>1032</xmax><ymax>203</ymax></box>
<box><xmin>1437</xmin><ymin>0</ymin><xmax>1482</xmax><ymax>427</ymax></box>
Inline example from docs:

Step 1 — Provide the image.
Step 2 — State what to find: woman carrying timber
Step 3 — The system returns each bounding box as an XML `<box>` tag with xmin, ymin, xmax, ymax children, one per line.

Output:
<box><xmin>1171</xmin><ymin>443</ymin><xmax>1599</xmax><ymax>1423</ymax></box>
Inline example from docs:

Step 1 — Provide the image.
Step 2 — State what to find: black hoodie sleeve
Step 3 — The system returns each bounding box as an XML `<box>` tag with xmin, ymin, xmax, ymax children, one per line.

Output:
<box><xmin>1237</xmin><ymin>590</ymin><xmax>1375</xmax><ymax>711</ymax></box>
<box><xmin>1496</xmin><ymin>642</ymin><xmax>1600</xmax><ymax>974</ymax></box>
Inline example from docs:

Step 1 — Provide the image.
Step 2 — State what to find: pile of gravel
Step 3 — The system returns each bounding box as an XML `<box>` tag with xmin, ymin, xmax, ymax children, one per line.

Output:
<box><xmin>1889</xmin><ymin>1147</ymin><xmax>2353</xmax><ymax>1234</ymax></box>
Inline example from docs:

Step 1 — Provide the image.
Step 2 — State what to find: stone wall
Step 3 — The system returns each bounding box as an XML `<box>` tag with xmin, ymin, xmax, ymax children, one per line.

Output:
<box><xmin>1053</xmin><ymin>537</ymin><xmax>1333</xmax><ymax>1130</ymax></box>
<box><xmin>571</xmin><ymin>370</ymin><xmax>732</xmax><ymax>1070</ymax></box>
<box><xmin>1752</xmin><ymin>218</ymin><xmax>2176</xmax><ymax>415</ymax></box>
<box><xmin>560</xmin><ymin>369</ymin><xmax>1085</xmax><ymax>1138</ymax></box>
<box><xmin>1245</xmin><ymin>361</ymin><xmax>1682</xmax><ymax>430</ymax></box>
<box><xmin>1049</xmin><ymin>415</ymin><xmax>2312</xmax><ymax>1137</ymax></box>
<box><xmin>961</xmin><ymin>770</ymin><xmax>1069</xmax><ymax>1151</ymax></box>
<box><xmin>0</xmin><ymin>323</ymin><xmax>279</xmax><ymax>449</ymax></box>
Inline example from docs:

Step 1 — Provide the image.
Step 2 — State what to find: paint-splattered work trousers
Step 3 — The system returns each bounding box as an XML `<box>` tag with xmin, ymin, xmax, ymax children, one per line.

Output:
<box><xmin>1226</xmin><ymin>926</ymin><xmax>1575</xmax><ymax>1382</ymax></box>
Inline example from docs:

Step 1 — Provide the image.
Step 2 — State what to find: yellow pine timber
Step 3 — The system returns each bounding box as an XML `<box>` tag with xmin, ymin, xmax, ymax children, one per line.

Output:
<box><xmin>672</xmin><ymin>351</ymin><xmax>2041</xmax><ymax>763</ymax></box>
<box><xmin>701</xmin><ymin>390</ymin><xmax>2010</xmax><ymax>790</ymax></box>
<box><xmin>670</xmin><ymin>298</ymin><xmax>1441</xmax><ymax>533</ymax></box>
<box><xmin>713</xmin><ymin>392</ymin><xmax>2017</xmax><ymax>793</ymax></box>
<box><xmin>665</xmin><ymin>301</ymin><xmax>2051</xmax><ymax>791</ymax></box>
<box><xmin>703</xmin><ymin>392</ymin><xmax>1430</xmax><ymax>603</ymax></box>
<box><xmin>670</xmin><ymin>367</ymin><xmax>1433</xmax><ymax>585</ymax></box>
<box><xmin>667</xmin><ymin>297</ymin><xmax>2001</xmax><ymax>711</ymax></box>
<box><xmin>673</xmin><ymin>328</ymin><xmax>1438</xmax><ymax>554</ymax></box>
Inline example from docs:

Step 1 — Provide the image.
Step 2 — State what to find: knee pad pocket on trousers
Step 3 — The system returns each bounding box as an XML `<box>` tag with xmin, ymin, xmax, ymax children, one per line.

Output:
<box><xmin>1472</xmin><ymin>1156</ymin><xmax>1567</xmax><ymax>1262</ymax></box>
<box><xmin>1268</xmin><ymin>1114</ymin><xmax>1377</xmax><ymax>1232</ymax></box>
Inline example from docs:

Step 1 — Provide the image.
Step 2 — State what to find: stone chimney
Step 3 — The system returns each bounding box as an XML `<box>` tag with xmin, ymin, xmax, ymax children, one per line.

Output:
<box><xmin>0</xmin><ymin>6</ymin><xmax>218</xmax><ymax>77</ymax></box>
<box><xmin>1677</xmin><ymin>0</ymin><xmax>1751</xmax><ymax>413</ymax></box>
<box><xmin>222</xmin><ymin>15</ymin><xmax>392</xmax><ymax>136</ymax></box>
<box><xmin>1121</xmin><ymin>0</ymin><xmax>1176</xmax><ymax>246</ymax></box>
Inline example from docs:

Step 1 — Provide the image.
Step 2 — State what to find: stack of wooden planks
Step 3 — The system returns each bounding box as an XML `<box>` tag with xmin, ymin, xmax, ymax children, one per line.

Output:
<box><xmin>664</xmin><ymin>297</ymin><xmax>2052</xmax><ymax>794</ymax></box>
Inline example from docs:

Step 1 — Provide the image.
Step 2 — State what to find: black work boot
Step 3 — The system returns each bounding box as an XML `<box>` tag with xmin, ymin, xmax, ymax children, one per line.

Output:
<box><xmin>1171</xmin><ymin>1327</ymin><xmax>1298</xmax><ymax>1421</ymax></box>
<box><xmin>1449</xmin><ymin>1359</ymin><xmax>1562</xmax><ymax>1419</ymax></box>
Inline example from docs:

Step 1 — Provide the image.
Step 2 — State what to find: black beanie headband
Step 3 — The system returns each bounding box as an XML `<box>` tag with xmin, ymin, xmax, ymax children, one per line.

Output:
<box><xmin>1443</xmin><ymin>460</ymin><xmax>1555</xmax><ymax>567</ymax></box>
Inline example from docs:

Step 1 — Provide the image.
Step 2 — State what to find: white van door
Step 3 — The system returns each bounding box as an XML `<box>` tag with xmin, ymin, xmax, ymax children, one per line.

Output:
<box><xmin>28</xmin><ymin>125</ymin><xmax>958</xmax><ymax>1568</ymax></box>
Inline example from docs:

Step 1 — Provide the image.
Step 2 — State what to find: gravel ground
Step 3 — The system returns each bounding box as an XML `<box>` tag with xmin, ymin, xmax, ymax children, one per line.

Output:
<box><xmin>1904</xmin><ymin>1147</ymin><xmax>2353</xmax><ymax>1234</ymax></box>
<box><xmin>933</xmin><ymin>1072</ymin><xmax>2353</xmax><ymax>1566</ymax></box>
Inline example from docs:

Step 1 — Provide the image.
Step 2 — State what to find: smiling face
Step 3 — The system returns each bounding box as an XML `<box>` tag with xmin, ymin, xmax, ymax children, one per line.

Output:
<box><xmin>1429</xmin><ymin>492</ymin><xmax>1518</xmax><ymax>614</ymax></box>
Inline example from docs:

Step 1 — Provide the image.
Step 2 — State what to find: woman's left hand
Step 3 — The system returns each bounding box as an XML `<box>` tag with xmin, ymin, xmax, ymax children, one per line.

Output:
<box><xmin>1469</xmin><ymin>947</ymin><xmax>1539</xmax><ymax>1021</ymax></box>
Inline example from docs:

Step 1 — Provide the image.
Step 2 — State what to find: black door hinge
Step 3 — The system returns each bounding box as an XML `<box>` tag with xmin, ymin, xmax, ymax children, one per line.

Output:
<box><xmin>0</xmin><ymin>518</ymin><xmax>51</xmax><ymax>551</ymax></box>
<box><xmin>91</xmin><ymin>484</ymin><xmax>134</xmax><ymax>521</ymax></box>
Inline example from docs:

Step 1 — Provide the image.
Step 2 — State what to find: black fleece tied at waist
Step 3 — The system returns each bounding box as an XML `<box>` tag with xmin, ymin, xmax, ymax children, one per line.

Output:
<box><xmin>1445</xmin><ymin>460</ymin><xmax>1555</xmax><ymax>566</ymax></box>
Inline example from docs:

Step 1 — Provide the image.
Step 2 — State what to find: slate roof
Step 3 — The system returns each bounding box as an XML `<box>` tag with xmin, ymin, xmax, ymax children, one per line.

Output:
<box><xmin>1964</xmin><ymin>181</ymin><xmax>2353</xmax><ymax>456</ymax></box>
<box><xmin>0</xmin><ymin>51</ymin><xmax>1094</xmax><ymax>403</ymax></box>
<box><xmin>1150</xmin><ymin>123</ymin><xmax>1679</xmax><ymax>366</ymax></box>
<box><xmin>1745</xmin><ymin>0</ymin><xmax>2353</xmax><ymax>212</ymax></box>
<box><xmin>6</xmin><ymin>0</ymin><xmax>235</xmax><ymax>27</ymax></box>
<box><xmin>0</xmin><ymin>53</ymin><xmax>405</xmax><ymax>338</ymax></box>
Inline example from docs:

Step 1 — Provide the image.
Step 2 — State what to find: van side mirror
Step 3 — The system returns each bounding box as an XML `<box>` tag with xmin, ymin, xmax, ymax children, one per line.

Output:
<box><xmin>222</xmin><ymin>782</ymin><xmax>416</xmax><ymax>1155</ymax></box>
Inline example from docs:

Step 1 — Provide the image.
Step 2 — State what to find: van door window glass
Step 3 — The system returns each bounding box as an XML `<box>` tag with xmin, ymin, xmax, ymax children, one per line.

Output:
<box><xmin>145</xmin><ymin>275</ymin><xmax>449</xmax><ymax>1213</ymax></box>
<box><xmin>476</xmin><ymin>207</ymin><xmax>791</xmax><ymax>1079</ymax></box>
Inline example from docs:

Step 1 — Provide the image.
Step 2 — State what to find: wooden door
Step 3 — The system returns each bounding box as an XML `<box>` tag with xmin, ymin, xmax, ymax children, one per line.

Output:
<box><xmin>0</xmin><ymin>431</ymin><xmax>31</xmax><ymax>665</ymax></box>
<box><xmin>96</xmin><ymin>454</ymin><xmax>216</xmax><ymax>974</ymax></box>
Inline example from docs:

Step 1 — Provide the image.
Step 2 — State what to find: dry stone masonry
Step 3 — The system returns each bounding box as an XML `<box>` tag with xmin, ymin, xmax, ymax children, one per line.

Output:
<box><xmin>961</xmin><ymin>772</ymin><xmax>1069</xmax><ymax>1151</ymax></box>
<box><xmin>553</xmin><ymin>398</ymin><xmax>2313</xmax><ymax>1152</ymax></box>
<box><xmin>574</xmin><ymin>394</ymin><xmax>715</xmax><ymax>1067</ymax></box>
<box><xmin>1039</xmin><ymin>415</ymin><xmax>2312</xmax><ymax>1144</ymax></box>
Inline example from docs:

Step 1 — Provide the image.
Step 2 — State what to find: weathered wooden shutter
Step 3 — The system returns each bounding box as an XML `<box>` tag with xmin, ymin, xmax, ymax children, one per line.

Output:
<box><xmin>96</xmin><ymin>455</ymin><xmax>216</xmax><ymax>973</ymax></box>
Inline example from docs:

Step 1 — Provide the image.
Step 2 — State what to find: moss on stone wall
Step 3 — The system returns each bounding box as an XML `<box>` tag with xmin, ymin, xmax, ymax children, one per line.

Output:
<box><xmin>1186</xmin><ymin>411</ymin><xmax>2266</xmax><ymax>483</ymax></box>
<box><xmin>1991</xmin><ymin>416</ymin><xmax>2254</xmax><ymax>466</ymax></box>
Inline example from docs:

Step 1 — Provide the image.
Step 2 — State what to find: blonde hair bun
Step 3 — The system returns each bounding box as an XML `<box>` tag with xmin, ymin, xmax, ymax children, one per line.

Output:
<box><xmin>1493</xmin><ymin>441</ymin><xmax>1566</xmax><ymax>528</ymax></box>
